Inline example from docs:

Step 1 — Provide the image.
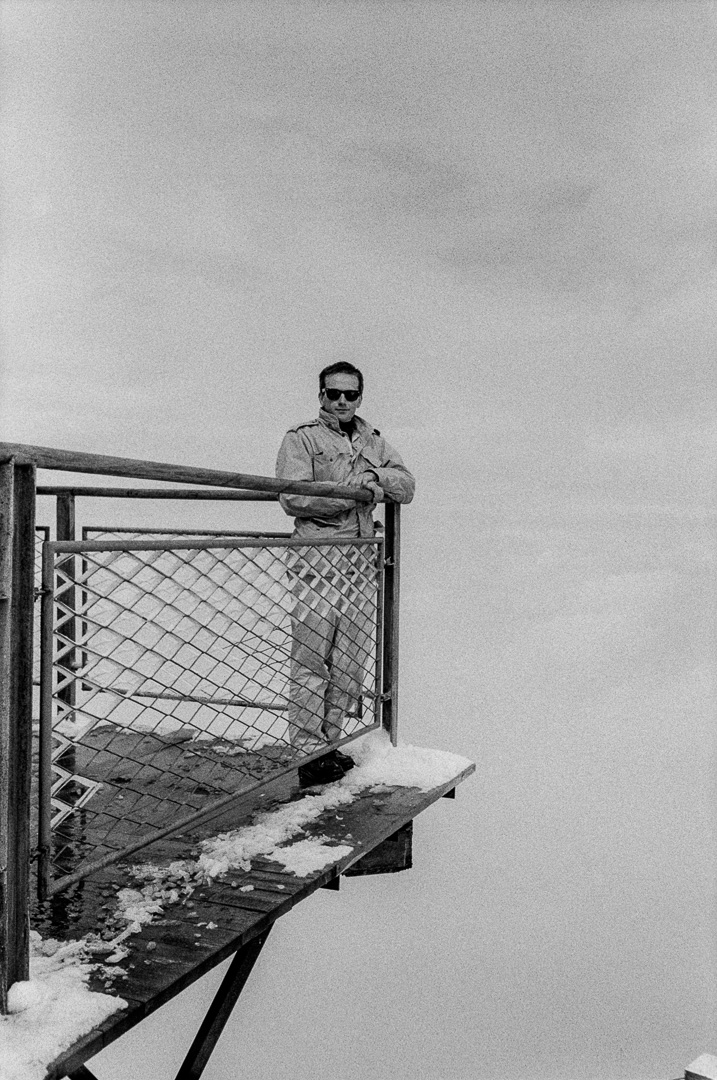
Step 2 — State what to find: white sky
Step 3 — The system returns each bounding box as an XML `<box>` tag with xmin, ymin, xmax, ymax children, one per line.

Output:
<box><xmin>2</xmin><ymin>0</ymin><xmax>716</xmax><ymax>512</ymax></box>
<box><xmin>2</xmin><ymin>3</ymin><xmax>717</xmax><ymax>1078</ymax></box>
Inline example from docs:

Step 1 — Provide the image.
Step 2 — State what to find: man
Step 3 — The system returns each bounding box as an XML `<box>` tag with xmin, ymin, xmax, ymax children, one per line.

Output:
<box><xmin>276</xmin><ymin>361</ymin><xmax>415</xmax><ymax>785</ymax></box>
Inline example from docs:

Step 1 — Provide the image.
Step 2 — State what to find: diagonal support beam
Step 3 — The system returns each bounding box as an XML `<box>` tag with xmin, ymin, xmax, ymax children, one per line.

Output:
<box><xmin>174</xmin><ymin>928</ymin><xmax>272</xmax><ymax>1080</ymax></box>
<box><xmin>68</xmin><ymin>1066</ymin><xmax>101</xmax><ymax>1079</ymax></box>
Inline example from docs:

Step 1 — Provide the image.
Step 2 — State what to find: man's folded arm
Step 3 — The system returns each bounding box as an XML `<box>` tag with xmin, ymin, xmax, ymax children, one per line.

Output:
<box><xmin>276</xmin><ymin>430</ymin><xmax>352</xmax><ymax>519</ymax></box>
<box><xmin>372</xmin><ymin>442</ymin><xmax>415</xmax><ymax>504</ymax></box>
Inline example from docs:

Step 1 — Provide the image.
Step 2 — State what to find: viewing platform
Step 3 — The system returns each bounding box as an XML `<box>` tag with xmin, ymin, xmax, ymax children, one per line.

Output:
<box><xmin>0</xmin><ymin>442</ymin><xmax>474</xmax><ymax>1080</ymax></box>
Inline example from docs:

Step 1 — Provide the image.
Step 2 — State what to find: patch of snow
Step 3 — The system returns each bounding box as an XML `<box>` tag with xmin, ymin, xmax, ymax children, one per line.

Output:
<box><xmin>196</xmin><ymin>791</ymin><xmax>354</xmax><ymax>880</ymax></box>
<box><xmin>342</xmin><ymin>729</ymin><xmax>473</xmax><ymax>793</ymax></box>
<box><xmin>104</xmin><ymin>946</ymin><xmax>130</xmax><ymax>965</ymax></box>
<box><xmin>6</xmin><ymin>983</ymin><xmax>45</xmax><ymax>1014</ymax></box>
<box><xmin>116</xmin><ymin>887</ymin><xmax>165</xmax><ymax>932</ymax></box>
<box><xmin>271</xmin><ymin>837</ymin><xmax>353</xmax><ymax>876</ymax></box>
<box><xmin>0</xmin><ymin>933</ymin><xmax>126</xmax><ymax>1080</ymax></box>
<box><xmin>197</xmin><ymin>730</ymin><xmax>472</xmax><ymax>880</ymax></box>
<box><xmin>687</xmin><ymin>1054</ymin><xmax>717</xmax><ymax>1080</ymax></box>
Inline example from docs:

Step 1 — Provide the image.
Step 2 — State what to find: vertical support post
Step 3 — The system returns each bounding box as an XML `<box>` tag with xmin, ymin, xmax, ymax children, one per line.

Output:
<box><xmin>10</xmin><ymin>464</ymin><xmax>35</xmax><ymax>968</ymax></box>
<box><xmin>0</xmin><ymin>463</ymin><xmax>14</xmax><ymax>1013</ymax></box>
<box><xmin>381</xmin><ymin>502</ymin><xmax>401</xmax><ymax>745</ymax></box>
<box><xmin>38</xmin><ymin>544</ymin><xmax>56</xmax><ymax>900</ymax></box>
<box><xmin>0</xmin><ymin>461</ymin><xmax>35</xmax><ymax>1011</ymax></box>
<box><xmin>373</xmin><ymin>535</ymin><xmax>386</xmax><ymax>733</ymax></box>
<box><xmin>56</xmin><ymin>493</ymin><xmax>75</xmax><ymax>546</ymax></box>
<box><xmin>48</xmin><ymin>493</ymin><xmax>77</xmax><ymax>899</ymax></box>
<box><xmin>55</xmin><ymin>493</ymin><xmax>77</xmax><ymax>719</ymax></box>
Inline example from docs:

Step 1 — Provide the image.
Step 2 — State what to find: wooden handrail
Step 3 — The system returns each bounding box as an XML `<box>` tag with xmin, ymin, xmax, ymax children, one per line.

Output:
<box><xmin>36</xmin><ymin>486</ymin><xmax>278</xmax><ymax>500</ymax></box>
<box><xmin>0</xmin><ymin>442</ymin><xmax>373</xmax><ymax>502</ymax></box>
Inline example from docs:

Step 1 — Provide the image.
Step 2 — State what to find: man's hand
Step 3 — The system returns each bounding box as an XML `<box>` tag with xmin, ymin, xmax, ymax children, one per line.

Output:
<box><xmin>359</xmin><ymin>472</ymin><xmax>383</xmax><ymax>503</ymax></box>
<box><xmin>346</xmin><ymin>471</ymin><xmax>383</xmax><ymax>502</ymax></box>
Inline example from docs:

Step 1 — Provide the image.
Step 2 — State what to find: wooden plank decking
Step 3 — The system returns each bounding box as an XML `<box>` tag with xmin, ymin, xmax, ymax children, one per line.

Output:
<box><xmin>32</xmin><ymin>726</ymin><xmax>301</xmax><ymax>887</ymax></box>
<box><xmin>36</xmin><ymin>760</ymin><xmax>475</xmax><ymax>1080</ymax></box>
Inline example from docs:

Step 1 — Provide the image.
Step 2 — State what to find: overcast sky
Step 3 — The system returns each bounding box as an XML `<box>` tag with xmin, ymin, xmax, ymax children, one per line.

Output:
<box><xmin>2</xmin><ymin>4</ymin><xmax>717</xmax><ymax>1079</ymax></box>
<box><xmin>2</xmin><ymin>1</ymin><xmax>716</xmax><ymax>514</ymax></box>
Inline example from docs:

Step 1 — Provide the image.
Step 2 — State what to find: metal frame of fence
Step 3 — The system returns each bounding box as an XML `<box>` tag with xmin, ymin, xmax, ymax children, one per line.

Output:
<box><xmin>82</xmin><ymin>526</ymin><xmax>292</xmax><ymax>538</ymax></box>
<box><xmin>0</xmin><ymin>441</ymin><xmax>402</xmax><ymax>1013</ymax></box>
<box><xmin>38</xmin><ymin>533</ymin><xmax>385</xmax><ymax>896</ymax></box>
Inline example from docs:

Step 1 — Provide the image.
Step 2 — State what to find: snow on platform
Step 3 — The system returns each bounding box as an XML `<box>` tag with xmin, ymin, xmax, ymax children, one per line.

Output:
<box><xmin>3</xmin><ymin>733</ymin><xmax>474</xmax><ymax>1080</ymax></box>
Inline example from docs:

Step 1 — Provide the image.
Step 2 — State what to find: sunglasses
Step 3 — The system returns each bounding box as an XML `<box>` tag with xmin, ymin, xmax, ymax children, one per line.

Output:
<box><xmin>323</xmin><ymin>388</ymin><xmax>361</xmax><ymax>402</ymax></box>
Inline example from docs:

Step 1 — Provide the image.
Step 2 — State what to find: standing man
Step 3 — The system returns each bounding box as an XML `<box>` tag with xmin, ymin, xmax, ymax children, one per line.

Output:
<box><xmin>276</xmin><ymin>361</ymin><xmax>415</xmax><ymax>785</ymax></box>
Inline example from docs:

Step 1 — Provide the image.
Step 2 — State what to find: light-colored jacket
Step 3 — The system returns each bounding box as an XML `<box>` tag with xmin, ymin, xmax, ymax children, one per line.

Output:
<box><xmin>276</xmin><ymin>409</ymin><xmax>415</xmax><ymax>538</ymax></box>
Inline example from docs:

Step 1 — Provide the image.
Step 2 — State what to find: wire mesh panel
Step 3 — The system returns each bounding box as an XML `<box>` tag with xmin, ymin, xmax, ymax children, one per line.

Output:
<box><xmin>38</xmin><ymin>536</ymin><xmax>383</xmax><ymax>894</ymax></box>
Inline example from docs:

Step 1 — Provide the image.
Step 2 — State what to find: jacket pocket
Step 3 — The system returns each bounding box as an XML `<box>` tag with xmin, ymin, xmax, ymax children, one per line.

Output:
<box><xmin>312</xmin><ymin>450</ymin><xmax>337</xmax><ymax>481</ymax></box>
<box><xmin>360</xmin><ymin>446</ymin><xmax>384</xmax><ymax>470</ymax></box>
<box><xmin>313</xmin><ymin>448</ymin><xmax>352</xmax><ymax>482</ymax></box>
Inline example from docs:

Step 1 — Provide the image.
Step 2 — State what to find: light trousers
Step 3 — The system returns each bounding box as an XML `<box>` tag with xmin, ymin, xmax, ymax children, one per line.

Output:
<box><xmin>286</xmin><ymin>549</ymin><xmax>376</xmax><ymax>751</ymax></box>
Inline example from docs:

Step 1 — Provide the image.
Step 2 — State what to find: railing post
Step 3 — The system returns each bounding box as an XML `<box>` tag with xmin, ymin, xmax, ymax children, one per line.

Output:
<box><xmin>0</xmin><ymin>461</ymin><xmax>35</xmax><ymax>1011</ymax></box>
<box><xmin>0</xmin><ymin>462</ymin><xmax>13</xmax><ymax>1013</ymax></box>
<box><xmin>38</xmin><ymin>543</ymin><xmax>55</xmax><ymax>901</ymax></box>
<box><xmin>48</xmin><ymin>493</ymin><xmax>80</xmax><ymax>898</ymax></box>
<box><xmin>56</xmin><ymin>492</ymin><xmax>75</xmax><ymax>545</ymax></box>
<box><xmin>56</xmin><ymin>492</ymin><xmax>77</xmax><ymax>712</ymax></box>
<box><xmin>381</xmin><ymin>502</ymin><xmax>401</xmax><ymax>745</ymax></box>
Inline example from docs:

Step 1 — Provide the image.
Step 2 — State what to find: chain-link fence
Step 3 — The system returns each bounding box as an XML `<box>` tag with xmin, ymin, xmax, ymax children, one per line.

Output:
<box><xmin>38</xmin><ymin>534</ymin><xmax>384</xmax><ymax>894</ymax></box>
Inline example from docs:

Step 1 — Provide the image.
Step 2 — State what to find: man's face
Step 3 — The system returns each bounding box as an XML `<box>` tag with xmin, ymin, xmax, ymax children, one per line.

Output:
<box><xmin>320</xmin><ymin>372</ymin><xmax>362</xmax><ymax>423</ymax></box>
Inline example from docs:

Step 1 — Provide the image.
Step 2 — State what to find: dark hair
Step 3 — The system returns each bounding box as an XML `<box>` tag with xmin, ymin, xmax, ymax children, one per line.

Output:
<box><xmin>319</xmin><ymin>361</ymin><xmax>364</xmax><ymax>395</ymax></box>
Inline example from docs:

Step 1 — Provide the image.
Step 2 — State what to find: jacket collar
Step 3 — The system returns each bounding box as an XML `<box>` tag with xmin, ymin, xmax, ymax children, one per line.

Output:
<box><xmin>318</xmin><ymin>408</ymin><xmax>370</xmax><ymax>439</ymax></box>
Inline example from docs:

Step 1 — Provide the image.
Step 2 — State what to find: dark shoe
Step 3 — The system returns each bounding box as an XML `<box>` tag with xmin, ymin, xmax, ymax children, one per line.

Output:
<box><xmin>331</xmin><ymin>749</ymin><xmax>355</xmax><ymax>772</ymax></box>
<box><xmin>298</xmin><ymin>754</ymin><xmax>345</xmax><ymax>788</ymax></box>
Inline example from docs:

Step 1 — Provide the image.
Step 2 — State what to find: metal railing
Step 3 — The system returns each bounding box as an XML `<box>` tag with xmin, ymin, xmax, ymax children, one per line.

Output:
<box><xmin>0</xmin><ymin>442</ymin><xmax>402</xmax><ymax>1011</ymax></box>
<box><xmin>38</xmin><ymin>534</ymin><xmax>383</xmax><ymax>894</ymax></box>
